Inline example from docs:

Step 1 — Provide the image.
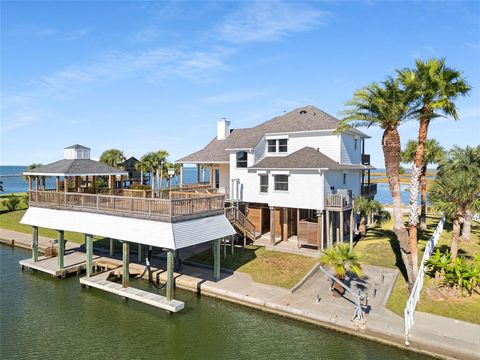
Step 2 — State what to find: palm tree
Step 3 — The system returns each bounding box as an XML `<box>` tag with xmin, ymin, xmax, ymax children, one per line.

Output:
<box><xmin>398</xmin><ymin>58</ymin><xmax>471</xmax><ymax>266</ymax></box>
<box><xmin>99</xmin><ymin>149</ymin><xmax>126</xmax><ymax>168</ymax></box>
<box><xmin>135</xmin><ymin>160</ymin><xmax>150</xmax><ymax>185</ymax></box>
<box><xmin>338</xmin><ymin>77</ymin><xmax>418</xmax><ymax>290</ymax></box>
<box><xmin>437</xmin><ymin>145</ymin><xmax>480</xmax><ymax>242</ymax></box>
<box><xmin>172</xmin><ymin>163</ymin><xmax>182</xmax><ymax>187</ymax></box>
<box><xmin>156</xmin><ymin>150</ymin><xmax>170</xmax><ymax>191</ymax></box>
<box><xmin>354</xmin><ymin>196</ymin><xmax>384</xmax><ymax>236</ymax></box>
<box><xmin>139</xmin><ymin>152</ymin><xmax>161</xmax><ymax>197</ymax></box>
<box><xmin>430</xmin><ymin>148</ymin><xmax>480</xmax><ymax>259</ymax></box>
<box><xmin>401</xmin><ymin>139</ymin><xmax>445</xmax><ymax>230</ymax></box>
<box><xmin>321</xmin><ymin>244</ymin><xmax>363</xmax><ymax>296</ymax></box>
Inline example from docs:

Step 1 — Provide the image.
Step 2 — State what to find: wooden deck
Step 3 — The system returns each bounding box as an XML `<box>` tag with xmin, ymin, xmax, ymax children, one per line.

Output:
<box><xmin>19</xmin><ymin>250</ymin><xmax>101</xmax><ymax>277</ymax></box>
<box><xmin>80</xmin><ymin>269</ymin><xmax>184</xmax><ymax>312</ymax></box>
<box><xmin>29</xmin><ymin>190</ymin><xmax>225</xmax><ymax>222</ymax></box>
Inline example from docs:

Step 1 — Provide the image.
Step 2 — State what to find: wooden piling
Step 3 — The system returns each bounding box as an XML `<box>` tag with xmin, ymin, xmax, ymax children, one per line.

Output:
<box><xmin>58</xmin><ymin>230</ymin><xmax>64</xmax><ymax>271</ymax></box>
<box><xmin>32</xmin><ymin>226</ymin><xmax>38</xmax><ymax>262</ymax></box>
<box><xmin>213</xmin><ymin>238</ymin><xmax>221</xmax><ymax>281</ymax></box>
<box><xmin>122</xmin><ymin>241</ymin><xmax>129</xmax><ymax>288</ymax></box>
<box><xmin>166</xmin><ymin>249</ymin><xmax>174</xmax><ymax>301</ymax></box>
<box><xmin>86</xmin><ymin>234</ymin><xmax>93</xmax><ymax>277</ymax></box>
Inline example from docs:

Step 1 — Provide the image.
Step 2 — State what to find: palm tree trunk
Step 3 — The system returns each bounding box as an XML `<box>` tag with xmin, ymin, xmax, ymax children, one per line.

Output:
<box><xmin>160</xmin><ymin>171</ymin><xmax>163</xmax><ymax>191</ymax></box>
<box><xmin>451</xmin><ymin>216</ymin><xmax>462</xmax><ymax>259</ymax></box>
<box><xmin>420</xmin><ymin>165</ymin><xmax>428</xmax><ymax>231</ymax></box>
<box><xmin>383</xmin><ymin>128</ymin><xmax>415</xmax><ymax>290</ymax></box>
<box><xmin>151</xmin><ymin>170</ymin><xmax>155</xmax><ymax>198</ymax></box>
<box><xmin>408</xmin><ymin>117</ymin><xmax>430</xmax><ymax>279</ymax></box>
<box><xmin>140</xmin><ymin>170</ymin><xmax>143</xmax><ymax>185</ymax></box>
<box><xmin>462</xmin><ymin>209</ymin><xmax>472</xmax><ymax>242</ymax></box>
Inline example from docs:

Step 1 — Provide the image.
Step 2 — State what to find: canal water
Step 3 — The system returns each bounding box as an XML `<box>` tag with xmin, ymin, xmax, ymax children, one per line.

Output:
<box><xmin>0</xmin><ymin>245</ymin><xmax>432</xmax><ymax>360</ymax></box>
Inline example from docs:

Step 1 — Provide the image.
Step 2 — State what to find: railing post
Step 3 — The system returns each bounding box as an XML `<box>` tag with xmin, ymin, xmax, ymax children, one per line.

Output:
<box><xmin>96</xmin><ymin>195</ymin><xmax>99</xmax><ymax>210</ymax></box>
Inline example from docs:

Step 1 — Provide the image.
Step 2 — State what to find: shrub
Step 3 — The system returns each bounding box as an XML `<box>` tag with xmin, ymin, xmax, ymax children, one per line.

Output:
<box><xmin>23</xmin><ymin>194</ymin><xmax>29</xmax><ymax>206</ymax></box>
<box><xmin>130</xmin><ymin>182</ymin><xmax>150</xmax><ymax>190</ymax></box>
<box><xmin>5</xmin><ymin>195</ymin><xmax>20</xmax><ymax>212</ymax></box>
<box><xmin>425</xmin><ymin>250</ymin><xmax>480</xmax><ymax>296</ymax></box>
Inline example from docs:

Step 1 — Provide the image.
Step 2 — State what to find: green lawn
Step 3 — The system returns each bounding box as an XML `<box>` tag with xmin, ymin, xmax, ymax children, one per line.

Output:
<box><xmin>188</xmin><ymin>245</ymin><xmax>319</xmax><ymax>289</ymax></box>
<box><xmin>354</xmin><ymin>216</ymin><xmax>480</xmax><ymax>324</ymax></box>
<box><xmin>0</xmin><ymin>192</ymin><xmax>28</xmax><ymax>212</ymax></box>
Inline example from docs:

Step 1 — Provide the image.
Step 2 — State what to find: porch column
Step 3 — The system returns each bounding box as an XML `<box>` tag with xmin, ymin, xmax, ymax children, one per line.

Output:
<box><xmin>92</xmin><ymin>176</ymin><xmax>97</xmax><ymax>193</ymax></box>
<box><xmin>326</xmin><ymin>211</ymin><xmax>330</xmax><ymax>248</ymax></box>
<box><xmin>32</xmin><ymin>226</ymin><xmax>38</xmax><ymax>262</ymax></box>
<box><xmin>180</xmin><ymin>164</ymin><xmax>184</xmax><ymax>187</ymax></box>
<box><xmin>36</xmin><ymin>176</ymin><xmax>40</xmax><ymax>190</ymax></box>
<box><xmin>137</xmin><ymin>243</ymin><xmax>143</xmax><ymax>263</ymax></box>
<box><xmin>316</xmin><ymin>211</ymin><xmax>323</xmax><ymax>251</ymax></box>
<box><xmin>86</xmin><ymin>234</ymin><xmax>93</xmax><ymax>277</ymax></box>
<box><xmin>196</xmin><ymin>164</ymin><xmax>200</xmax><ymax>184</ymax></box>
<box><xmin>350</xmin><ymin>209</ymin><xmax>354</xmax><ymax>248</ymax></box>
<box><xmin>270</xmin><ymin>207</ymin><xmax>276</xmax><ymax>245</ymax></box>
<box><xmin>55</xmin><ymin>176</ymin><xmax>60</xmax><ymax>191</ymax></box>
<box><xmin>340</xmin><ymin>210</ymin><xmax>344</xmax><ymax>243</ymax></box>
<box><xmin>209</xmin><ymin>165</ymin><xmax>214</xmax><ymax>187</ymax></box>
<box><xmin>109</xmin><ymin>238</ymin><xmax>114</xmax><ymax>257</ymax></box>
<box><xmin>75</xmin><ymin>176</ymin><xmax>80</xmax><ymax>192</ymax></box>
<box><xmin>122</xmin><ymin>241</ymin><xmax>129</xmax><ymax>288</ymax></box>
<box><xmin>41</xmin><ymin>177</ymin><xmax>46</xmax><ymax>190</ymax></box>
<box><xmin>213</xmin><ymin>238</ymin><xmax>221</xmax><ymax>281</ymax></box>
<box><xmin>166</xmin><ymin>249</ymin><xmax>174</xmax><ymax>300</ymax></box>
<box><xmin>109</xmin><ymin>175</ymin><xmax>114</xmax><ymax>195</ymax></box>
<box><xmin>28</xmin><ymin>176</ymin><xmax>33</xmax><ymax>191</ymax></box>
<box><xmin>57</xmin><ymin>230</ymin><xmax>64</xmax><ymax>271</ymax></box>
<box><xmin>63</xmin><ymin>177</ymin><xmax>68</xmax><ymax>193</ymax></box>
<box><xmin>282</xmin><ymin>208</ymin><xmax>288</xmax><ymax>241</ymax></box>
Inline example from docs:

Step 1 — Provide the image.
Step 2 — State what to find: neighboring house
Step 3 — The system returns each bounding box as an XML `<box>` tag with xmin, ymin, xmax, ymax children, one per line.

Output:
<box><xmin>177</xmin><ymin>105</ymin><xmax>376</xmax><ymax>250</ymax></box>
<box><xmin>118</xmin><ymin>156</ymin><xmax>141</xmax><ymax>184</ymax></box>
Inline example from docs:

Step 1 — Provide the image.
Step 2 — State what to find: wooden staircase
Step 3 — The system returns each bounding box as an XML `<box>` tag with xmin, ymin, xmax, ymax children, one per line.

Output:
<box><xmin>225</xmin><ymin>206</ymin><xmax>257</xmax><ymax>244</ymax></box>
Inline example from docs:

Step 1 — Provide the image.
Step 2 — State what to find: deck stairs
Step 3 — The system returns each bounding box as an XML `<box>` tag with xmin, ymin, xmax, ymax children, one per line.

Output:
<box><xmin>225</xmin><ymin>206</ymin><xmax>257</xmax><ymax>243</ymax></box>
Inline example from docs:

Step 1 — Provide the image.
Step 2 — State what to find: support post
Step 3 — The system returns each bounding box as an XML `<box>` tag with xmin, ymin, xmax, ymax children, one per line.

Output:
<box><xmin>57</xmin><ymin>230</ymin><xmax>64</xmax><ymax>271</ymax></box>
<box><xmin>316</xmin><ymin>211</ymin><xmax>322</xmax><ymax>251</ymax></box>
<box><xmin>55</xmin><ymin>176</ymin><xmax>60</xmax><ymax>191</ymax></box>
<box><xmin>213</xmin><ymin>238</ymin><xmax>221</xmax><ymax>281</ymax></box>
<box><xmin>270</xmin><ymin>207</ymin><xmax>276</xmax><ymax>245</ymax></box>
<box><xmin>326</xmin><ymin>211</ymin><xmax>330</xmax><ymax>248</ymax></box>
<box><xmin>41</xmin><ymin>177</ymin><xmax>46</xmax><ymax>190</ymax></box>
<box><xmin>63</xmin><ymin>178</ymin><xmax>68</xmax><ymax>193</ymax></box>
<box><xmin>231</xmin><ymin>235</ymin><xmax>235</xmax><ymax>255</ymax></box>
<box><xmin>350</xmin><ymin>209</ymin><xmax>354</xmax><ymax>248</ymax></box>
<box><xmin>92</xmin><ymin>176</ymin><xmax>97</xmax><ymax>193</ymax></box>
<box><xmin>86</xmin><ymin>234</ymin><xmax>93</xmax><ymax>277</ymax></box>
<box><xmin>166</xmin><ymin>249</ymin><xmax>174</xmax><ymax>300</ymax></box>
<box><xmin>196</xmin><ymin>164</ymin><xmax>200</xmax><ymax>184</ymax></box>
<box><xmin>75</xmin><ymin>176</ymin><xmax>80</xmax><ymax>192</ymax></box>
<box><xmin>122</xmin><ymin>241</ymin><xmax>129</xmax><ymax>288</ymax></box>
<box><xmin>340</xmin><ymin>210</ymin><xmax>344</xmax><ymax>243</ymax></box>
<box><xmin>32</xmin><ymin>226</ymin><xmax>38</xmax><ymax>262</ymax></box>
<box><xmin>282</xmin><ymin>208</ymin><xmax>288</xmax><ymax>241</ymax></box>
<box><xmin>223</xmin><ymin>237</ymin><xmax>227</xmax><ymax>259</ymax></box>
<box><xmin>180</xmin><ymin>164</ymin><xmax>184</xmax><ymax>187</ymax></box>
<box><xmin>28</xmin><ymin>176</ymin><xmax>33</xmax><ymax>191</ymax></box>
<box><xmin>137</xmin><ymin>243</ymin><xmax>143</xmax><ymax>263</ymax></box>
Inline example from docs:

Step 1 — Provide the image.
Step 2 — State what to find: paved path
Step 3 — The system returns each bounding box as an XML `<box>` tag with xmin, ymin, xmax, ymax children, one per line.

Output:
<box><xmin>2</xmin><ymin>228</ymin><xmax>479</xmax><ymax>359</ymax></box>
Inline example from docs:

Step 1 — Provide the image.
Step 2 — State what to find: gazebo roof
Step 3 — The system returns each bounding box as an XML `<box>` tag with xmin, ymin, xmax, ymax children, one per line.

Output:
<box><xmin>23</xmin><ymin>159</ymin><xmax>128</xmax><ymax>177</ymax></box>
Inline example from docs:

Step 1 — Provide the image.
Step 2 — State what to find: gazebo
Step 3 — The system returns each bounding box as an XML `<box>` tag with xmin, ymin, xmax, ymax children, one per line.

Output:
<box><xmin>20</xmin><ymin>145</ymin><xmax>235</xmax><ymax>310</ymax></box>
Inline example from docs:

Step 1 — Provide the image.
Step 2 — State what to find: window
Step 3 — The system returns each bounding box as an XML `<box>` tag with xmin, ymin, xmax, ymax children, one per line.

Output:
<box><xmin>274</xmin><ymin>175</ymin><xmax>289</xmax><ymax>191</ymax></box>
<box><xmin>267</xmin><ymin>140</ymin><xmax>276</xmax><ymax>153</ymax></box>
<box><xmin>259</xmin><ymin>175</ymin><xmax>268</xmax><ymax>193</ymax></box>
<box><xmin>343</xmin><ymin>173</ymin><xmax>347</xmax><ymax>185</ymax></box>
<box><xmin>278</xmin><ymin>139</ymin><xmax>288</xmax><ymax>152</ymax></box>
<box><xmin>236</xmin><ymin>151</ymin><xmax>248</xmax><ymax>168</ymax></box>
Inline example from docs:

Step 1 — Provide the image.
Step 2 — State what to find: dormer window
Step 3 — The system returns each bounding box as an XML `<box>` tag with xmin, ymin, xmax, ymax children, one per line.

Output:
<box><xmin>267</xmin><ymin>139</ymin><xmax>288</xmax><ymax>153</ymax></box>
<box><xmin>236</xmin><ymin>151</ymin><xmax>248</xmax><ymax>168</ymax></box>
<box><xmin>267</xmin><ymin>140</ymin><xmax>276</xmax><ymax>153</ymax></box>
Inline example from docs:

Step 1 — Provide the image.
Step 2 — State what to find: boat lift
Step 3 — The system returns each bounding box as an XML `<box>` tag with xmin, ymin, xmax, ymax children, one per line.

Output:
<box><xmin>318</xmin><ymin>265</ymin><xmax>368</xmax><ymax>324</ymax></box>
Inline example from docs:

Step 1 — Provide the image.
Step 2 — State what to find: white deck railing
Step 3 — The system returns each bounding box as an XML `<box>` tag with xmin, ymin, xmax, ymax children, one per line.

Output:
<box><xmin>404</xmin><ymin>215</ymin><xmax>445</xmax><ymax>345</ymax></box>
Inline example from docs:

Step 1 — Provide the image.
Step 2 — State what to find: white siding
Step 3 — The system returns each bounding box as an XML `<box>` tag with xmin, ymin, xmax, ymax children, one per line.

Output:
<box><xmin>324</xmin><ymin>170</ymin><xmax>361</xmax><ymax>197</ymax></box>
<box><xmin>287</xmin><ymin>133</ymin><xmax>341</xmax><ymax>162</ymax></box>
<box><xmin>340</xmin><ymin>134</ymin><xmax>361</xmax><ymax>164</ymax></box>
<box><xmin>218</xmin><ymin>164</ymin><xmax>230</xmax><ymax>194</ymax></box>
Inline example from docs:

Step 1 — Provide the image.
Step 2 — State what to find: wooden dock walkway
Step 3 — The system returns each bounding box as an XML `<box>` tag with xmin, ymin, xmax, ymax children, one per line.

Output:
<box><xmin>19</xmin><ymin>250</ymin><xmax>100</xmax><ymax>277</ymax></box>
<box><xmin>80</xmin><ymin>269</ymin><xmax>184</xmax><ymax>312</ymax></box>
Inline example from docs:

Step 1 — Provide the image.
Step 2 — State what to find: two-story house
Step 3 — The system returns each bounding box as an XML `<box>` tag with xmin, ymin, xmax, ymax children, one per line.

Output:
<box><xmin>177</xmin><ymin>105</ymin><xmax>376</xmax><ymax>250</ymax></box>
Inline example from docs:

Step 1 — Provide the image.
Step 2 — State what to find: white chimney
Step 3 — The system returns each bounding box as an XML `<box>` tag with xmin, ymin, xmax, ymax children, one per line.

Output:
<box><xmin>217</xmin><ymin>117</ymin><xmax>230</xmax><ymax>140</ymax></box>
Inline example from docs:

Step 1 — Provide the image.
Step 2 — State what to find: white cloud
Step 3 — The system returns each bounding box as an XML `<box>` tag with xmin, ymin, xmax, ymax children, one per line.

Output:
<box><xmin>217</xmin><ymin>1</ymin><xmax>325</xmax><ymax>44</ymax></box>
<box><xmin>8</xmin><ymin>25</ymin><xmax>91</xmax><ymax>42</ymax></box>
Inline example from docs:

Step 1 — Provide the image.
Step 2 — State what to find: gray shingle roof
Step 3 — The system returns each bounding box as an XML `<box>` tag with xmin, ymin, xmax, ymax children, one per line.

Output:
<box><xmin>177</xmin><ymin>105</ymin><xmax>368</xmax><ymax>163</ymax></box>
<box><xmin>251</xmin><ymin>147</ymin><xmax>371</xmax><ymax>170</ymax></box>
<box><xmin>23</xmin><ymin>159</ymin><xmax>127</xmax><ymax>176</ymax></box>
<box><xmin>64</xmin><ymin>144</ymin><xmax>90</xmax><ymax>150</ymax></box>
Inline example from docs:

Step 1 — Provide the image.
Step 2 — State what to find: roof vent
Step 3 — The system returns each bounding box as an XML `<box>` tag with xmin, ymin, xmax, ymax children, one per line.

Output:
<box><xmin>300</xmin><ymin>110</ymin><xmax>307</xmax><ymax>115</ymax></box>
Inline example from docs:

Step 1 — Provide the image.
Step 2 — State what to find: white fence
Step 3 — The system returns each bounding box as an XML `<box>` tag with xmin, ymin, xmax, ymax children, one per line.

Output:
<box><xmin>404</xmin><ymin>215</ymin><xmax>445</xmax><ymax>345</ymax></box>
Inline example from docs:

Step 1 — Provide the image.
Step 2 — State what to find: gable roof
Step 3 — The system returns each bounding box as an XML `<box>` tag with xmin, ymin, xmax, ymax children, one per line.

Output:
<box><xmin>176</xmin><ymin>105</ymin><xmax>369</xmax><ymax>164</ymax></box>
<box><xmin>23</xmin><ymin>159</ymin><xmax>128</xmax><ymax>176</ymax></box>
<box><xmin>251</xmin><ymin>147</ymin><xmax>373</xmax><ymax>170</ymax></box>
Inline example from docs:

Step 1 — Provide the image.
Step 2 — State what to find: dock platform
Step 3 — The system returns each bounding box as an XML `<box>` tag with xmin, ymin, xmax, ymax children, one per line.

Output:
<box><xmin>19</xmin><ymin>250</ymin><xmax>100</xmax><ymax>277</ymax></box>
<box><xmin>80</xmin><ymin>270</ymin><xmax>184</xmax><ymax>312</ymax></box>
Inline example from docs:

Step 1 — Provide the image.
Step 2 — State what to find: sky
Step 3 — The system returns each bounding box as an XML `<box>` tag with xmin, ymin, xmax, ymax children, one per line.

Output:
<box><xmin>1</xmin><ymin>1</ymin><xmax>479</xmax><ymax>167</ymax></box>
